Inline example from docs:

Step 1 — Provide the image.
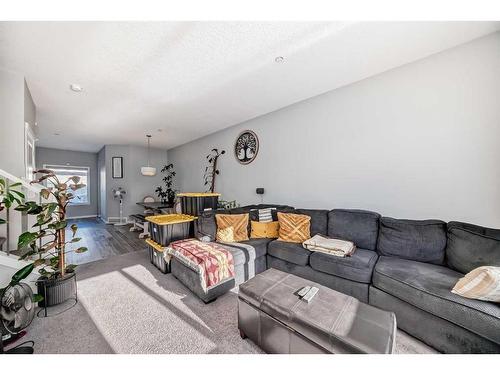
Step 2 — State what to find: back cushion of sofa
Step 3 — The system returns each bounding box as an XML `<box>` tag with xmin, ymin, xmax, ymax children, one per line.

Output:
<box><xmin>446</xmin><ymin>221</ymin><xmax>500</xmax><ymax>274</ymax></box>
<box><xmin>377</xmin><ymin>217</ymin><xmax>447</xmax><ymax>264</ymax></box>
<box><xmin>328</xmin><ymin>209</ymin><xmax>380</xmax><ymax>250</ymax></box>
<box><xmin>295</xmin><ymin>209</ymin><xmax>328</xmax><ymax>236</ymax></box>
<box><xmin>231</xmin><ymin>204</ymin><xmax>294</xmax><ymax>222</ymax></box>
<box><xmin>195</xmin><ymin>209</ymin><xmax>230</xmax><ymax>240</ymax></box>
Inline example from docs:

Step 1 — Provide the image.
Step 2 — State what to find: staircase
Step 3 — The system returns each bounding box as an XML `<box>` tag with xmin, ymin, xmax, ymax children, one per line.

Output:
<box><xmin>0</xmin><ymin>168</ymin><xmax>45</xmax><ymax>290</ymax></box>
<box><xmin>1</xmin><ymin>168</ymin><xmax>45</xmax><ymax>248</ymax></box>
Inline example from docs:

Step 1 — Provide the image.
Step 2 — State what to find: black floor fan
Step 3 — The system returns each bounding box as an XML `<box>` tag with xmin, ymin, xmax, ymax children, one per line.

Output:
<box><xmin>1</xmin><ymin>282</ymin><xmax>36</xmax><ymax>354</ymax></box>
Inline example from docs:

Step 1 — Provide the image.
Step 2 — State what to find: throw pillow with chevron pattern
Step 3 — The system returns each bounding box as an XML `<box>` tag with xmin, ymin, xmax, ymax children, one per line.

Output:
<box><xmin>215</xmin><ymin>213</ymin><xmax>249</xmax><ymax>242</ymax></box>
<box><xmin>277</xmin><ymin>212</ymin><xmax>311</xmax><ymax>243</ymax></box>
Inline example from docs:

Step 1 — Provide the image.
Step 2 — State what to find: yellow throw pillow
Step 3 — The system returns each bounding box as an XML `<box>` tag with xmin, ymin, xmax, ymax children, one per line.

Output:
<box><xmin>216</xmin><ymin>226</ymin><xmax>235</xmax><ymax>243</ymax></box>
<box><xmin>251</xmin><ymin>221</ymin><xmax>280</xmax><ymax>239</ymax></box>
<box><xmin>215</xmin><ymin>213</ymin><xmax>249</xmax><ymax>242</ymax></box>
<box><xmin>277</xmin><ymin>212</ymin><xmax>311</xmax><ymax>243</ymax></box>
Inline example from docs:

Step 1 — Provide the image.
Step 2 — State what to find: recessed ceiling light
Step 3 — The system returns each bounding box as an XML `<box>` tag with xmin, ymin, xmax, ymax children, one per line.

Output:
<box><xmin>275</xmin><ymin>56</ymin><xmax>284</xmax><ymax>63</ymax></box>
<box><xmin>70</xmin><ymin>84</ymin><xmax>83</xmax><ymax>92</ymax></box>
<box><xmin>54</xmin><ymin>132</ymin><xmax>60</xmax><ymax>136</ymax></box>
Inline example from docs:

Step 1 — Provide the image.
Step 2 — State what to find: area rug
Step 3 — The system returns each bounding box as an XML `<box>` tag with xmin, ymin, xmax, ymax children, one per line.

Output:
<box><xmin>23</xmin><ymin>250</ymin><xmax>436</xmax><ymax>354</ymax></box>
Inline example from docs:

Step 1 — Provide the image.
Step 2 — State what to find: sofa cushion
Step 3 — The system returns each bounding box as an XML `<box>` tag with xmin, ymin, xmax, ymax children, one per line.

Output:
<box><xmin>377</xmin><ymin>217</ymin><xmax>447</xmax><ymax>264</ymax></box>
<box><xmin>295</xmin><ymin>209</ymin><xmax>329</xmax><ymax>236</ymax></box>
<box><xmin>328</xmin><ymin>209</ymin><xmax>380</xmax><ymax>251</ymax></box>
<box><xmin>309</xmin><ymin>249</ymin><xmax>378</xmax><ymax>283</ymax></box>
<box><xmin>267</xmin><ymin>240</ymin><xmax>312</xmax><ymax>266</ymax></box>
<box><xmin>222</xmin><ymin>238</ymin><xmax>271</xmax><ymax>260</ymax></box>
<box><xmin>372</xmin><ymin>256</ymin><xmax>500</xmax><ymax>345</ymax></box>
<box><xmin>231</xmin><ymin>204</ymin><xmax>294</xmax><ymax>222</ymax></box>
<box><xmin>446</xmin><ymin>221</ymin><xmax>500</xmax><ymax>274</ymax></box>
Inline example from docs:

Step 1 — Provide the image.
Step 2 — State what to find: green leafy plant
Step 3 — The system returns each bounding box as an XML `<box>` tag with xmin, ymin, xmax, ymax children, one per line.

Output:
<box><xmin>0</xmin><ymin>263</ymin><xmax>43</xmax><ymax>303</ymax></box>
<box><xmin>155</xmin><ymin>164</ymin><xmax>177</xmax><ymax>204</ymax></box>
<box><xmin>0</xmin><ymin>178</ymin><xmax>25</xmax><ymax>225</ymax></box>
<box><xmin>203</xmin><ymin>148</ymin><xmax>225</xmax><ymax>193</ymax></box>
<box><xmin>15</xmin><ymin>169</ymin><xmax>88</xmax><ymax>280</ymax></box>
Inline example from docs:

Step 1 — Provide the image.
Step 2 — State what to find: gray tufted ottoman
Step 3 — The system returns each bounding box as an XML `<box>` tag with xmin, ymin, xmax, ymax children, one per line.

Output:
<box><xmin>238</xmin><ymin>268</ymin><xmax>397</xmax><ymax>354</ymax></box>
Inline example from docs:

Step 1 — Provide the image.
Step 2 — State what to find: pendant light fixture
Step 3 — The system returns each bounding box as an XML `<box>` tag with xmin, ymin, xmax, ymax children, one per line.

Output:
<box><xmin>141</xmin><ymin>134</ymin><xmax>157</xmax><ymax>176</ymax></box>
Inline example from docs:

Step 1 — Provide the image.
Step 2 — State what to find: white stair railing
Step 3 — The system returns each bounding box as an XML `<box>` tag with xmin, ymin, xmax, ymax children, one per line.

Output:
<box><xmin>0</xmin><ymin>168</ymin><xmax>45</xmax><ymax>255</ymax></box>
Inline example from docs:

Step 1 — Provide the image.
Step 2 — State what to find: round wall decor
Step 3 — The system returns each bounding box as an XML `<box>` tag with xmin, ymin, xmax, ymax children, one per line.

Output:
<box><xmin>234</xmin><ymin>130</ymin><xmax>259</xmax><ymax>164</ymax></box>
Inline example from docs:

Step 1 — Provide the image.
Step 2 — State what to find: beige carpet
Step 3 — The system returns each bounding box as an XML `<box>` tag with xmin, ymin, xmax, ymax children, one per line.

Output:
<box><xmin>24</xmin><ymin>250</ymin><xmax>436</xmax><ymax>354</ymax></box>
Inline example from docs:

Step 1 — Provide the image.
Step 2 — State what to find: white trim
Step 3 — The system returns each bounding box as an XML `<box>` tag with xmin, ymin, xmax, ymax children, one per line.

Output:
<box><xmin>43</xmin><ymin>164</ymin><xmax>91</xmax><ymax>206</ymax></box>
<box><xmin>106</xmin><ymin>216</ymin><xmax>129</xmax><ymax>224</ymax></box>
<box><xmin>24</xmin><ymin>122</ymin><xmax>36</xmax><ymax>181</ymax></box>
<box><xmin>66</xmin><ymin>215</ymin><xmax>97</xmax><ymax>220</ymax></box>
<box><xmin>0</xmin><ymin>168</ymin><xmax>44</xmax><ymax>193</ymax></box>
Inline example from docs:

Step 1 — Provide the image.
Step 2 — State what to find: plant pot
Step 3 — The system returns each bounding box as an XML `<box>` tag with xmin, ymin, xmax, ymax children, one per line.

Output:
<box><xmin>36</xmin><ymin>272</ymin><xmax>77</xmax><ymax>308</ymax></box>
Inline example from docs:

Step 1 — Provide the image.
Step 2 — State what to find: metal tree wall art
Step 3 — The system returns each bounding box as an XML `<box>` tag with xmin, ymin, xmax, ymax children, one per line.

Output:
<box><xmin>234</xmin><ymin>130</ymin><xmax>259</xmax><ymax>164</ymax></box>
<box><xmin>203</xmin><ymin>148</ymin><xmax>225</xmax><ymax>193</ymax></box>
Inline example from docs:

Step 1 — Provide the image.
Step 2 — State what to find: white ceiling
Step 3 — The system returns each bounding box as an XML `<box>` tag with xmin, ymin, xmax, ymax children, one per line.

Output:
<box><xmin>1</xmin><ymin>21</ymin><xmax>499</xmax><ymax>152</ymax></box>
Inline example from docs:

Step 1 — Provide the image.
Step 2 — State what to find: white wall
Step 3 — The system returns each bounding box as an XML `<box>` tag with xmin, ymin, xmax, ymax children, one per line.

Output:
<box><xmin>0</xmin><ymin>68</ymin><xmax>25</xmax><ymax>177</ymax></box>
<box><xmin>104</xmin><ymin>145</ymin><xmax>168</xmax><ymax>220</ymax></box>
<box><xmin>168</xmin><ymin>32</ymin><xmax>500</xmax><ymax>228</ymax></box>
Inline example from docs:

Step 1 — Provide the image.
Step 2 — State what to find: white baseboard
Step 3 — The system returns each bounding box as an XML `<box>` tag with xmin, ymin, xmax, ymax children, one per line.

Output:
<box><xmin>106</xmin><ymin>217</ymin><xmax>129</xmax><ymax>225</ymax></box>
<box><xmin>67</xmin><ymin>215</ymin><xmax>98</xmax><ymax>219</ymax></box>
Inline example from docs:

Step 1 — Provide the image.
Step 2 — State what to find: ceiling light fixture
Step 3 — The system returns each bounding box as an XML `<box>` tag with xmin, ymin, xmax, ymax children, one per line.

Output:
<box><xmin>140</xmin><ymin>135</ymin><xmax>157</xmax><ymax>176</ymax></box>
<box><xmin>275</xmin><ymin>56</ymin><xmax>284</xmax><ymax>63</ymax></box>
<box><xmin>70</xmin><ymin>84</ymin><xmax>83</xmax><ymax>92</ymax></box>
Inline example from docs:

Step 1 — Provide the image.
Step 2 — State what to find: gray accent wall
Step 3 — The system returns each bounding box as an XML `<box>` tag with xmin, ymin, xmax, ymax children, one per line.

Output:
<box><xmin>104</xmin><ymin>145</ymin><xmax>168</xmax><ymax>221</ymax></box>
<box><xmin>36</xmin><ymin>147</ymin><xmax>99</xmax><ymax>218</ymax></box>
<box><xmin>168</xmin><ymin>32</ymin><xmax>500</xmax><ymax>228</ymax></box>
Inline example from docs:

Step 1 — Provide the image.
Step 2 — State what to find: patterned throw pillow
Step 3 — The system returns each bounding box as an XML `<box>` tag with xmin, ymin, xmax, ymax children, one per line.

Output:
<box><xmin>215</xmin><ymin>213</ymin><xmax>249</xmax><ymax>242</ymax></box>
<box><xmin>258</xmin><ymin>208</ymin><xmax>275</xmax><ymax>222</ymax></box>
<box><xmin>250</xmin><ymin>221</ymin><xmax>280</xmax><ymax>239</ymax></box>
<box><xmin>451</xmin><ymin>266</ymin><xmax>500</xmax><ymax>302</ymax></box>
<box><xmin>277</xmin><ymin>212</ymin><xmax>311</xmax><ymax>243</ymax></box>
<box><xmin>216</xmin><ymin>226</ymin><xmax>235</xmax><ymax>243</ymax></box>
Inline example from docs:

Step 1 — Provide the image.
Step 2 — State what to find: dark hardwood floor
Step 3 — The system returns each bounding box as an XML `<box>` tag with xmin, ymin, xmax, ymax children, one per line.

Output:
<box><xmin>65</xmin><ymin>218</ymin><xmax>147</xmax><ymax>265</ymax></box>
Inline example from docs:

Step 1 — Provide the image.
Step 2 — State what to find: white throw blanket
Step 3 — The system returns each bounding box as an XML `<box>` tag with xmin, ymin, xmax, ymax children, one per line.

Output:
<box><xmin>303</xmin><ymin>234</ymin><xmax>356</xmax><ymax>257</ymax></box>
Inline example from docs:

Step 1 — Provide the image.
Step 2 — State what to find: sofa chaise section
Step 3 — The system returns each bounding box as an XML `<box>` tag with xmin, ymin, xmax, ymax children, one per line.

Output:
<box><xmin>370</xmin><ymin>217</ymin><xmax>500</xmax><ymax>353</ymax></box>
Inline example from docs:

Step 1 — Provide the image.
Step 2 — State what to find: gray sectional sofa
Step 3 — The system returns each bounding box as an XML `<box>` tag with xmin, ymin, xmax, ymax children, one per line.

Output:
<box><xmin>195</xmin><ymin>204</ymin><xmax>500</xmax><ymax>354</ymax></box>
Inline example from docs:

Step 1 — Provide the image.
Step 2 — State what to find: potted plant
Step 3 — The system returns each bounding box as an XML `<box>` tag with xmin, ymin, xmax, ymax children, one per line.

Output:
<box><xmin>155</xmin><ymin>163</ymin><xmax>177</xmax><ymax>204</ymax></box>
<box><xmin>15</xmin><ymin>169</ymin><xmax>87</xmax><ymax>310</ymax></box>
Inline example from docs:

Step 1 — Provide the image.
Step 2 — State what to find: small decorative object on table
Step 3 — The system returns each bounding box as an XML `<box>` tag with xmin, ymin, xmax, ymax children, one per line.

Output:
<box><xmin>14</xmin><ymin>169</ymin><xmax>88</xmax><ymax>317</ymax></box>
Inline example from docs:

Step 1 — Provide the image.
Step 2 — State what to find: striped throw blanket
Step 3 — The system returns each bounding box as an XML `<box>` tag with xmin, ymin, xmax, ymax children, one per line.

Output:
<box><xmin>303</xmin><ymin>234</ymin><xmax>356</xmax><ymax>257</ymax></box>
<box><xmin>168</xmin><ymin>239</ymin><xmax>235</xmax><ymax>292</ymax></box>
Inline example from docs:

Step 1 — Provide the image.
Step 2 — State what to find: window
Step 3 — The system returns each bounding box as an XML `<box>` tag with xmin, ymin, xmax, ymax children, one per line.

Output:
<box><xmin>43</xmin><ymin>165</ymin><xmax>90</xmax><ymax>206</ymax></box>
